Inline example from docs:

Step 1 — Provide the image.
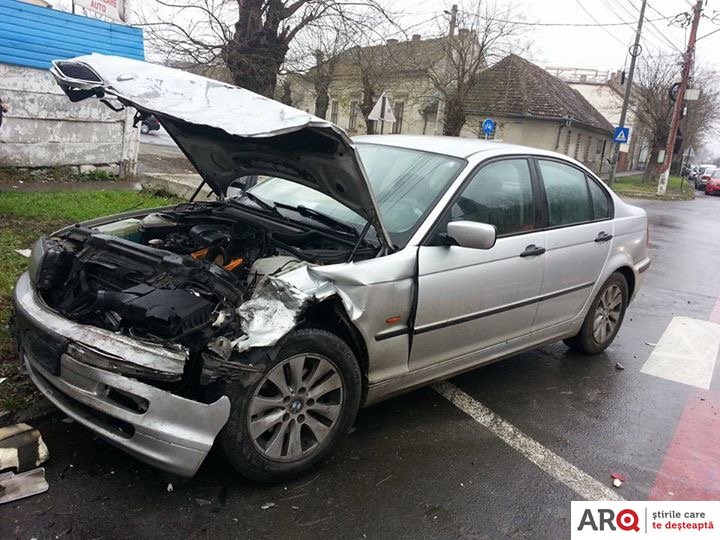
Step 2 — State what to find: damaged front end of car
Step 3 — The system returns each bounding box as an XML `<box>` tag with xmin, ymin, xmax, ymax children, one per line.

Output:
<box><xmin>11</xmin><ymin>54</ymin><xmax>392</xmax><ymax>477</ymax></box>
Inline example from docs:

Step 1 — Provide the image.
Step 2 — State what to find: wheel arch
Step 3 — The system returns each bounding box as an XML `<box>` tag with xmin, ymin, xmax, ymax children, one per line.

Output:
<box><xmin>614</xmin><ymin>265</ymin><xmax>636</xmax><ymax>300</ymax></box>
<box><xmin>299</xmin><ymin>297</ymin><xmax>369</xmax><ymax>402</ymax></box>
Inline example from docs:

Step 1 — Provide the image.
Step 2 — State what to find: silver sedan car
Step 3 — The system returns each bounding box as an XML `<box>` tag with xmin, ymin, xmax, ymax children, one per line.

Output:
<box><xmin>11</xmin><ymin>55</ymin><xmax>650</xmax><ymax>482</ymax></box>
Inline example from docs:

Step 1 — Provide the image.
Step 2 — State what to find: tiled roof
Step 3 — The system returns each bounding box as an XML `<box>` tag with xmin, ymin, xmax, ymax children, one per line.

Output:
<box><xmin>466</xmin><ymin>54</ymin><xmax>614</xmax><ymax>134</ymax></box>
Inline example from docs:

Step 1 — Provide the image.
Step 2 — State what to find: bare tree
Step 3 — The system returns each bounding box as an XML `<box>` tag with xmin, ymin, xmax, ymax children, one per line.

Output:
<box><xmin>633</xmin><ymin>54</ymin><xmax>719</xmax><ymax>182</ymax></box>
<box><xmin>284</xmin><ymin>23</ymin><xmax>353</xmax><ymax>118</ymax></box>
<box><xmin>139</xmin><ymin>0</ymin><xmax>395</xmax><ymax>98</ymax></box>
<box><xmin>678</xmin><ymin>68</ymin><xmax>720</xmax><ymax>163</ymax></box>
<box><xmin>632</xmin><ymin>54</ymin><xmax>676</xmax><ymax>183</ymax></box>
<box><xmin>415</xmin><ymin>1</ymin><xmax>526</xmax><ymax>136</ymax></box>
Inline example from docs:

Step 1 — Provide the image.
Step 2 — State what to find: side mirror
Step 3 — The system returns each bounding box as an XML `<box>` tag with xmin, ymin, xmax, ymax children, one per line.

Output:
<box><xmin>226</xmin><ymin>175</ymin><xmax>258</xmax><ymax>198</ymax></box>
<box><xmin>446</xmin><ymin>221</ymin><xmax>497</xmax><ymax>249</ymax></box>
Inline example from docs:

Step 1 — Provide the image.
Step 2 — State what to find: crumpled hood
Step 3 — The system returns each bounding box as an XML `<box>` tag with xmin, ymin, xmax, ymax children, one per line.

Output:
<box><xmin>49</xmin><ymin>53</ymin><xmax>391</xmax><ymax>249</ymax></box>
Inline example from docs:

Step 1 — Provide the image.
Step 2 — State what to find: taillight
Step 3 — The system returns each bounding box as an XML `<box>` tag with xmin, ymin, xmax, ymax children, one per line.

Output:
<box><xmin>702</xmin><ymin>175</ymin><xmax>711</xmax><ymax>180</ymax></box>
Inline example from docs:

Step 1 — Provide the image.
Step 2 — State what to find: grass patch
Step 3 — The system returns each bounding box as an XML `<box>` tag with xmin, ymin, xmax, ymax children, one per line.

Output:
<box><xmin>0</xmin><ymin>190</ymin><xmax>181</xmax><ymax>416</ymax></box>
<box><xmin>610</xmin><ymin>174</ymin><xmax>695</xmax><ymax>201</ymax></box>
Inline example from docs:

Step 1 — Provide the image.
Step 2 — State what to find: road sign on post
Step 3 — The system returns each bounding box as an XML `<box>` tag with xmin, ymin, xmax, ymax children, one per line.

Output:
<box><xmin>613</xmin><ymin>126</ymin><xmax>630</xmax><ymax>144</ymax></box>
<box><xmin>482</xmin><ymin>118</ymin><xmax>496</xmax><ymax>138</ymax></box>
<box><xmin>368</xmin><ymin>92</ymin><xmax>396</xmax><ymax>134</ymax></box>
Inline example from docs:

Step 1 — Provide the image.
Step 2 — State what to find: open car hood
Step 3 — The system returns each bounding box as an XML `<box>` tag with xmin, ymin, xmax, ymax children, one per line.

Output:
<box><xmin>50</xmin><ymin>54</ymin><xmax>392</xmax><ymax>249</ymax></box>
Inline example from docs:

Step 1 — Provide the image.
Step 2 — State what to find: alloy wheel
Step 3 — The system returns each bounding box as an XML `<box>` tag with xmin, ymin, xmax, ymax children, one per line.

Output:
<box><xmin>247</xmin><ymin>354</ymin><xmax>344</xmax><ymax>462</ymax></box>
<box><xmin>592</xmin><ymin>284</ymin><xmax>623</xmax><ymax>344</ymax></box>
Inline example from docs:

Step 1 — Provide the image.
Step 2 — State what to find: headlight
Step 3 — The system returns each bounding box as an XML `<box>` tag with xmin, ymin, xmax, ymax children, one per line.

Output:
<box><xmin>27</xmin><ymin>237</ymin><xmax>72</xmax><ymax>291</ymax></box>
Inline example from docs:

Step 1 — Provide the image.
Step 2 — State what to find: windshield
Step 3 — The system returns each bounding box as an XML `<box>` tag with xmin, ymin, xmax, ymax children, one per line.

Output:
<box><xmin>242</xmin><ymin>143</ymin><xmax>466</xmax><ymax>247</ymax></box>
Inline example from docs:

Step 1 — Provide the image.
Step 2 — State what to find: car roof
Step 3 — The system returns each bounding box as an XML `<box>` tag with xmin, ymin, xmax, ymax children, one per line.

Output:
<box><xmin>352</xmin><ymin>134</ymin><xmax>571</xmax><ymax>161</ymax></box>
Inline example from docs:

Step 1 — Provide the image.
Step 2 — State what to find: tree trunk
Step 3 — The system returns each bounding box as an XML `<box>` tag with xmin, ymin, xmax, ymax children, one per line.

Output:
<box><xmin>223</xmin><ymin>0</ymin><xmax>288</xmax><ymax>97</ymax></box>
<box><xmin>443</xmin><ymin>94</ymin><xmax>466</xmax><ymax>137</ymax></box>
<box><xmin>314</xmin><ymin>88</ymin><xmax>329</xmax><ymax>119</ymax></box>
<box><xmin>280</xmin><ymin>80</ymin><xmax>292</xmax><ymax>106</ymax></box>
<box><xmin>642</xmin><ymin>148</ymin><xmax>659</xmax><ymax>184</ymax></box>
<box><xmin>359</xmin><ymin>81</ymin><xmax>376</xmax><ymax>135</ymax></box>
<box><xmin>224</xmin><ymin>38</ymin><xmax>287</xmax><ymax>97</ymax></box>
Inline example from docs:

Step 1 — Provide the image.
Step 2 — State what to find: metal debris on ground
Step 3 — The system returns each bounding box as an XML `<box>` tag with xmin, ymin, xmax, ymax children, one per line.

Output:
<box><xmin>0</xmin><ymin>377</ymin><xmax>6</xmax><ymax>384</ymax></box>
<box><xmin>615</xmin><ymin>363</ymin><xmax>625</xmax><ymax>370</ymax></box>
<box><xmin>13</xmin><ymin>249</ymin><xmax>31</xmax><ymax>258</ymax></box>
<box><xmin>166</xmin><ymin>483</ymin><xmax>174</xmax><ymax>493</ymax></box>
<box><xmin>611</xmin><ymin>473</ymin><xmax>627</xmax><ymax>482</ymax></box>
<box><xmin>0</xmin><ymin>468</ymin><xmax>49</xmax><ymax>505</ymax></box>
<box><xmin>0</xmin><ymin>424</ymin><xmax>51</xmax><ymax>505</ymax></box>
<box><xmin>612</xmin><ymin>478</ymin><xmax>623</xmax><ymax>488</ymax></box>
<box><xmin>261</xmin><ymin>502</ymin><xmax>275</xmax><ymax>510</ymax></box>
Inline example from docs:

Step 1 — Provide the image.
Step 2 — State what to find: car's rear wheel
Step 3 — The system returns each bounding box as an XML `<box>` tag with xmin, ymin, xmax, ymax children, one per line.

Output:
<box><xmin>564</xmin><ymin>273</ymin><xmax>628</xmax><ymax>355</ymax></box>
<box><xmin>220</xmin><ymin>328</ymin><xmax>361</xmax><ymax>482</ymax></box>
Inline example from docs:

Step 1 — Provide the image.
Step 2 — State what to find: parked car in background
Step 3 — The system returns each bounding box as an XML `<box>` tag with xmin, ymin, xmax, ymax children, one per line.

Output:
<box><xmin>140</xmin><ymin>114</ymin><xmax>160</xmax><ymax>134</ymax></box>
<box><xmin>705</xmin><ymin>169</ymin><xmax>720</xmax><ymax>196</ymax></box>
<box><xmin>694</xmin><ymin>163</ymin><xmax>716</xmax><ymax>190</ymax></box>
<box><xmin>11</xmin><ymin>54</ymin><xmax>651</xmax><ymax>482</ymax></box>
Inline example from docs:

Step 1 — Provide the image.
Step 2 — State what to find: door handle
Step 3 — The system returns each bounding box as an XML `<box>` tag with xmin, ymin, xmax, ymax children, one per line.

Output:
<box><xmin>520</xmin><ymin>244</ymin><xmax>546</xmax><ymax>257</ymax></box>
<box><xmin>594</xmin><ymin>231</ymin><xmax>613</xmax><ymax>243</ymax></box>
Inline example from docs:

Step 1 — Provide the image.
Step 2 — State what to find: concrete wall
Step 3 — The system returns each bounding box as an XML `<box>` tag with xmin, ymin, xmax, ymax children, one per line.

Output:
<box><xmin>0</xmin><ymin>63</ymin><xmax>138</xmax><ymax>172</ymax></box>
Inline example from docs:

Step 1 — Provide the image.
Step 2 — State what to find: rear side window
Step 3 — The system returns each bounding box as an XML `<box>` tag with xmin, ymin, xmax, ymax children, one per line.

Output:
<box><xmin>538</xmin><ymin>160</ymin><xmax>592</xmax><ymax>227</ymax></box>
<box><xmin>587</xmin><ymin>179</ymin><xmax>611</xmax><ymax>219</ymax></box>
<box><xmin>712</xmin><ymin>169</ymin><xmax>720</xmax><ymax>178</ymax></box>
<box><xmin>449</xmin><ymin>159</ymin><xmax>535</xmax><ymax>236</ymax></box>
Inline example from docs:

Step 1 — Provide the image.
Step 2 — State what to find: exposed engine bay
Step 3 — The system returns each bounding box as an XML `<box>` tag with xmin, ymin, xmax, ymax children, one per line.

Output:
<box><xmin>32</xmin><ymin>200</ymin><xmax>376</xmax><ymax>354</ymax></box>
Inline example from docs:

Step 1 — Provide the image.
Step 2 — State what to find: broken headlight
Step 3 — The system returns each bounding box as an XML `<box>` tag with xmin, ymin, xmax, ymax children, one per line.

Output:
<box><xmin>27</xmin><ymin>237</ymin><xmax>73</xmax><ymax>291</ymax></box>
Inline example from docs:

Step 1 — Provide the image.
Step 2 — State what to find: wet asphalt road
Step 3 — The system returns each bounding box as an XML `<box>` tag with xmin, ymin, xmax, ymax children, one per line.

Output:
<box><xmin>2</xmin><ymin>194</ymin><xmax>719</xmax><ymax>539</ymax></box>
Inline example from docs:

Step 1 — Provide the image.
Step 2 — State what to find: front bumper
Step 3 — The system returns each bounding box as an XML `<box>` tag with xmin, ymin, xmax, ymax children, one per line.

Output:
<box><xmin>12</xmin><ymin>272</ymin><xmax>231</xmax><ymax>477</ymax></box>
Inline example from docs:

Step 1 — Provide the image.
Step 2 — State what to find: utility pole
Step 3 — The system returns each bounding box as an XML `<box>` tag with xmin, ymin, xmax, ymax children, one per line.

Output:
<box><xmin>607</xmin><ymin>0</ymin><xmax>647</xmax><ymax>186</ymax></box>
<box><xmin>657</xmin><ymin>0</ymin><xmax>703</xmax><ymax>195</ymax></box>
<box><xmin>435</xmin><ymin>4</ymin><xmax>458</xmax><ymax>135</ymax></box>
<box><xmin>448</xmin><ymin>4</ymin><xmax>458</xmax><ymax>38</ymax></box>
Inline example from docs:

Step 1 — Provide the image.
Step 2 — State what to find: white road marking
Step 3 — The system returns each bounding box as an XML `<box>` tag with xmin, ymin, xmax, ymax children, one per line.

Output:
<box><xmin>432</xmin><ymin>381</ymin><xmax>623</xmax><ymax>501</ymax></box>
<box><xmin>640</xmin><ymin>316</ymin><xmax>720</xmax><ymax>390</ymax></box>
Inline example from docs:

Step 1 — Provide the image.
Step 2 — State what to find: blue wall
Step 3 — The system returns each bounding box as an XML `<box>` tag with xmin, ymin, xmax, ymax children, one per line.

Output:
<box><xmin>0</xmin><ymin>0</ymin><xmax>144</xmax><ymax>70</ymax></box>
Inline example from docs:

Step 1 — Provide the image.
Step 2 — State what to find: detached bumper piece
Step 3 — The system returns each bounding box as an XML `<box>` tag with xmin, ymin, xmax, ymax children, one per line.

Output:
<box><xmin>13</xmin><ymin>273</ymin><xmax>231</xmax><ymax>477</ymax></box>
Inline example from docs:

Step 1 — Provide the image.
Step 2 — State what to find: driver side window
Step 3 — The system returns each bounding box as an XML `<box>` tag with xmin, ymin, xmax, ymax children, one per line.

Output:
<box><xmin>449</xmin><ymin>159</ymin><xmax>535</xmax><ymax>236</ymax></box>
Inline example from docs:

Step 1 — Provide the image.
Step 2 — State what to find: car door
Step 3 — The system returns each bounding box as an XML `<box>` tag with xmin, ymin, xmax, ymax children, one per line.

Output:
<box><xmin>532</xmin><ymin>158</ymin><xmax>614</xmax><ymax>330</ymax></box>
<box><xmin>410</xmin><ymin>157</ymin><xmax>546</xmax><ymax>372</ymax></box>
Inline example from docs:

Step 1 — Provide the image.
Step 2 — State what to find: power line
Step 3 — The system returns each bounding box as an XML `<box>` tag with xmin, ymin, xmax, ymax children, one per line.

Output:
<box><xmin>625</xmin><ymin>0</ymin><xmax>686</xmax><ymax>52</ymax></box>
<box><xmin>574</xmin><ymin>0</ymin><xmax>631</xmax><ymax>46</ymax></box>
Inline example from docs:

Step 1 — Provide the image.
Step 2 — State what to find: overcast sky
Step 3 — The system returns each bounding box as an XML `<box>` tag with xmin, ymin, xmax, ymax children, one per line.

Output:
<box><xmin>388</xmin><ymin>0</ymin><xmax>718</xmax><ymax>72</ymax></box>
<box><xmin>53</xmin><ymin>0</ymin><xmax>719</xmax><ymax>73</ymax></box>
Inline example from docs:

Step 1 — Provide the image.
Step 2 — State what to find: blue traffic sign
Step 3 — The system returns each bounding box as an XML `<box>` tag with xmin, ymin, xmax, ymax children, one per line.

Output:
<box><xmin>482</xmin><ymin>118</ymin><xmax>496</xmax><ymax>136</ymax></box>
<box><xmin>613</xmin><ymin>126</ymin><xmax>630</xmax><ymax>144</ymax></box>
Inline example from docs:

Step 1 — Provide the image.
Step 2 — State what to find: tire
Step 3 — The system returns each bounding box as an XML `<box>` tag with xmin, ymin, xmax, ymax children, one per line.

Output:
<box><xmin>140</xmin><ymin>124</ymin><xmax>150</xmax><ymax>134</ymax></box>
<box><xmin>220</xmin><ymin>328</ymin><xmax>361</xmax><ymax>482</ymax></box>
<box><xmin>564</xmin><ymin>272</ymin><xmax>629</xmax><ymax>355</ymax></box>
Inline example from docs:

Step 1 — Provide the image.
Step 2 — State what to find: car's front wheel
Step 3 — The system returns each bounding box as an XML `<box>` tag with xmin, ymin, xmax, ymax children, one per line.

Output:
<box><xmin>220</xmin><ymin>328</ymin><xmax>361</xmax><ymax>482</ymax></box>
<box><xmin>140</xmin><ymin>124</ymin><xmax>150</xmax><ymax>134</ymax></box>
<box><xmin>564</xmin><ymin>273</ymin><xmax>629</xmax><ymax>355</ymax></box>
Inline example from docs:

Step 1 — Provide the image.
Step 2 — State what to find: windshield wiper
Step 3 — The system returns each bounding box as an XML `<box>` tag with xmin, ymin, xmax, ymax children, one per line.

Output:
<box><xmin>273</xmin><ymin>202</ymin><xmax>360</xmax><ymax>237</ymax></box>
<box><xmin>235</xmin><ymin>191</ymin><xmax>283</xmax><ymax>217</ymax></box>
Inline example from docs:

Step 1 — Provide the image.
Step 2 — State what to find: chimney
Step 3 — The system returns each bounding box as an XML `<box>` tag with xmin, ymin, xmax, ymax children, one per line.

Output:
<box><xmin>412</xmin><ymin>34</ymin><xmax>421</xmax><ymax>41</ymax></box>
<box><xmin>387</xmin><ymin>38</ymin><xmax>399</xmax><ymax>45</ymax></box>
